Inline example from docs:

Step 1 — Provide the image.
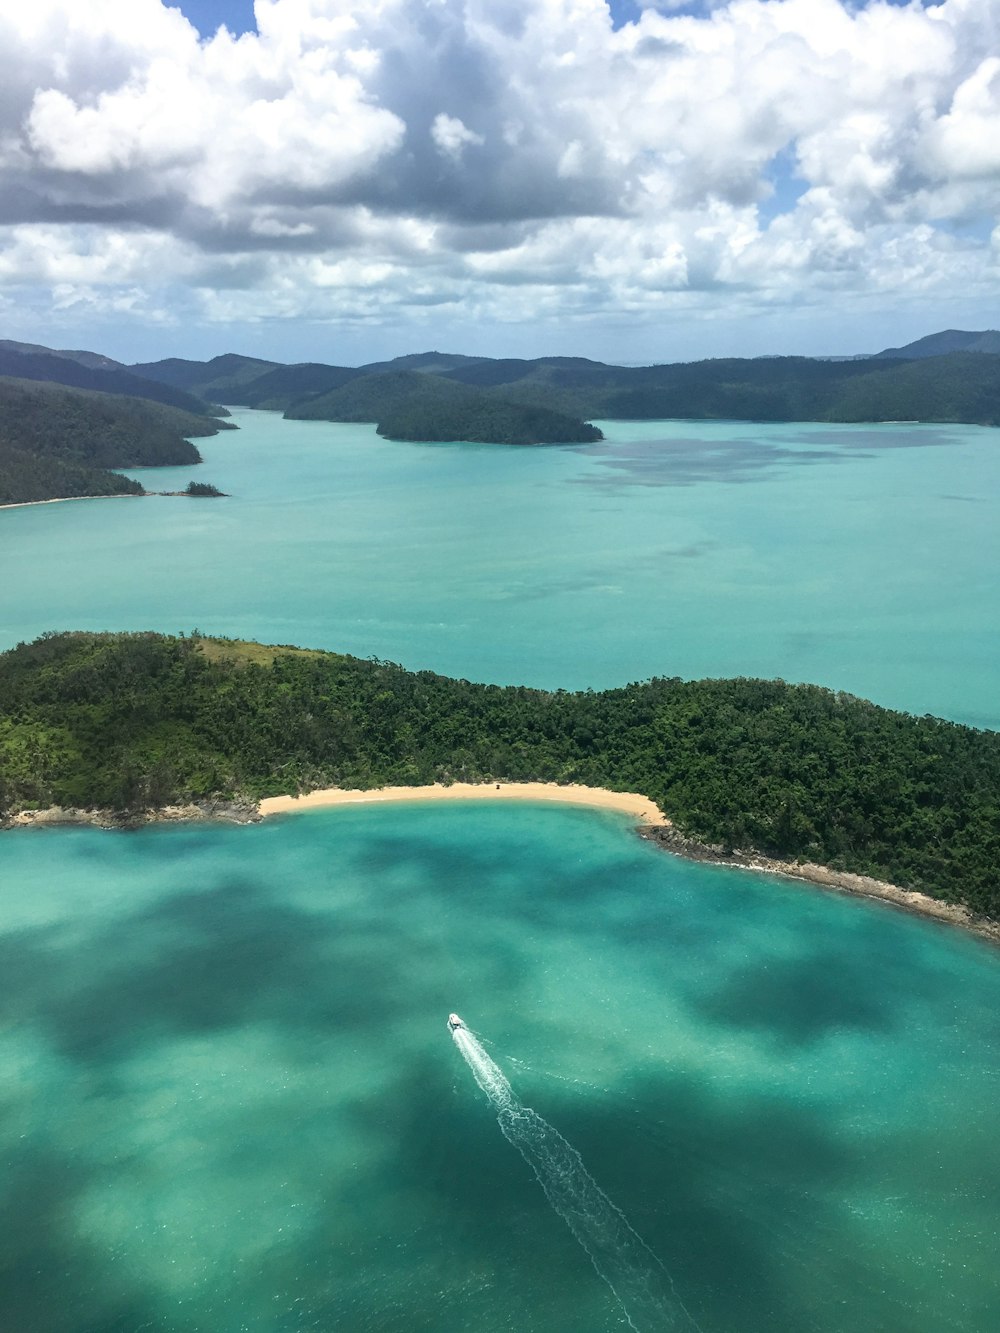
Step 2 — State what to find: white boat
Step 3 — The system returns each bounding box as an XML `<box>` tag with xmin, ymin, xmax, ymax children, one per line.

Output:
<box><xmin>447</xmin><ymin>1013</ymin><xmax>465</xmax><ymax>1032</ymax></box>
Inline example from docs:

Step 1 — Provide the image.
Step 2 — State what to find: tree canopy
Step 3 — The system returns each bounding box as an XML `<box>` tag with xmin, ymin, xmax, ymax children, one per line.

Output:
<box><xmin>2</xmin><ymin>631</ymin><xmax>997</xmax><ymax>919</ymax></box>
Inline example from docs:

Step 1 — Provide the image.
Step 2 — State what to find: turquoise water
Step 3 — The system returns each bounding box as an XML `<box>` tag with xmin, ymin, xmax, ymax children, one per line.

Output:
<box><xmin>3</xmin><ymin>414</ymin><xmax>1000</xmax><ymax>1329</ymax></box>
<box><xmin>1</xmin><ymin>410</ymin><xmax>998</xmax><ymax>726</ymax></box>
<box><xmin>2</xmin><ymin>804</ymin><xmax>999</xmax><ymax>1332</ymax></box>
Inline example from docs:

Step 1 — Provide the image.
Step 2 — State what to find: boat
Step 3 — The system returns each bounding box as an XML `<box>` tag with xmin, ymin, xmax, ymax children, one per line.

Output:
<box><xmin>447</xmin><ymin>1013</ymin><xmax>465</xmax><ymax>1032</ymax></box>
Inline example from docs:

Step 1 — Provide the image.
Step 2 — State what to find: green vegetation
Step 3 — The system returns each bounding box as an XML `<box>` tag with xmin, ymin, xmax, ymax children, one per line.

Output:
<box><xmin>0</xmin><ymin>377</ymin><xmax>234</xmax><ymax>504</ymax></box>
<box><xmin>183</xmin><ymin>481</ymin><xmax>226</xmax><ymax>497</ymax></box>
<box><xmin>284</xmin><ymin>369</ymin><xmax>603</xmax><ymax>443</ymax></box>
<box><xmin>135</xmin><ymin>340</ymin><xmax>1000</xmax><ymax>431</ymax></box>
<box><xmin>2</xmin><ymin>632</ymin><xmax>998</xmax><ymax>918</ymax></box>
<box><xmin>0</xmin><ymin>444</ymin><xmax>143</xmax><ymax>504</ymax></box>
<box><xmin>378</xmin><ymin>398</ymin><xmax>603</xmax><ymax>444</ymax></box>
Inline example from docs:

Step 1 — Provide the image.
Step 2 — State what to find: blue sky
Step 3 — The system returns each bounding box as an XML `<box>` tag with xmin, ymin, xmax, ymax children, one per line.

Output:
<box><xmin>1</xmin><ymin>0</ymin><xmax>997</xmax><ymax>365</ymax></box>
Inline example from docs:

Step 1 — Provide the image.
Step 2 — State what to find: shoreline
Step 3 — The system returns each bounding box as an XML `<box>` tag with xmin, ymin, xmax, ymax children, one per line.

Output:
<box><xmin>0</xmin><ymin>493</ymin><xmax>145</xmax><ymax>511</ymax></box>
<box><xmin>258</xmin><ymin>781</ymin><xmax>667</xmax><ymax>823</ymax></box>
<box><xmin>4</xmin><ymin>783</ymin><xmax>997</xmax><ymax>945</ymax></box>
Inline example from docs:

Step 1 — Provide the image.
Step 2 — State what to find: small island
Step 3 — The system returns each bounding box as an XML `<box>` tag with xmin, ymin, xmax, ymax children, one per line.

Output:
<box><xmin>156</xmin><ymin>481</ymin><xmax>228</xmax><ymax>498</ymax></box>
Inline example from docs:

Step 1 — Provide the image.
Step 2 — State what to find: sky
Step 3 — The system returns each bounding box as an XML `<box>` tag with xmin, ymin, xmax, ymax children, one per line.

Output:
<box><xmin>1</xmin><ymin>0</ymin><xmax>999</xmax><ymax>366</ymax></box>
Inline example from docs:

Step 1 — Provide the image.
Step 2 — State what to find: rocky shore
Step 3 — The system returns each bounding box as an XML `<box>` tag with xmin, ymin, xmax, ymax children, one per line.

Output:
<box><xmin>640</xmin><ymin>824</ymin><xmax>1000</xmax><ymax>945</ymax></box>
<box><xmin>1</xmin><ymin>798</ymin><xmax>259</xmax><ymax>832</ymax></box>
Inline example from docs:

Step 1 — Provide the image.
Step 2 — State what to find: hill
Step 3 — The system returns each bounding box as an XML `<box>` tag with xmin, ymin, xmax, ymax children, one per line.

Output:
<box><xmin>284</xmin><ymin>369</ymin><xmax>603</xmax><ymax>442</ymax></box>
<box><xmin>0</xmin><ymin>378</ymin><xmax>233</xmax><ymax>504</ymax></box>
<box><xmin>130</xmin><ymin>353</ymin><xmax>280</xmax><ymax>403</ymax></box>
<box><xmin>1</xmin><ymin>632</ymin><xmax>997</xmax><ymax>919</ymax></box>
<box><xmin>874</xmin><ymin>329</ymin><xmax>1000</xmax><ymax>359</ymax></box>
<box><xmin>0</xmin><ymin>344</ymin><xmax>220</xmax><ymax>417</ymax></box>
<box><xmin>80</xmin><ymin>330</ymin><xmax>1000</xmax><ymax>429</ymax></box>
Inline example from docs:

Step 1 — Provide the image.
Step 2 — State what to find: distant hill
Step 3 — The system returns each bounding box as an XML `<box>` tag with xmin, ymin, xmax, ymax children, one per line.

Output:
<box><xmin>285</xmin><ymin>369</ymin><xmax>470</xmax><ymax>422</ymax></box>
<box><xmin>874</xmin><ymin>329</ymin><xmax>1000</xmax><ymax>359</ymax></box>
<box><xmin>131</xmin><ymin>353</ymin><xmax>280</xmax><ymax>402</ymax></box>
<box><xmin>0</xmin><ymin>345</ymin><xmax>219</xmax><ymax>417</ymax></box>
<box><xmin>0</xmin><ymin>377</ymin><xmax>233</xmax><ymax>504</ymax></box>
<box><xmin>87</xmin><ymin>334</ymin><xmax>1000</xmax><ymax>430</ymax></box>
<box><xmin>233</xmin><ymin>362</ymin><xmax>361</xmax><ymax>410</ymax></box>
<box><xmin>285</xmin><ymin>369</ymin><xmax>603</xmax><ymax>443</ymax></box>
<box><xmin>0</xmin><ymin>339</ymin><xmax>125</xmax><ymax>372</ymax></box>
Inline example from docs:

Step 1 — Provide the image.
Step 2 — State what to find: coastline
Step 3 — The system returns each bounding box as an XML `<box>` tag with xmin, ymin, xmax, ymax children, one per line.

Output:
<box><xmin>4</xmin><ymin>783</ymin><xmax>997</xmax><ymax>945</ymax></box>
<box><xmin>0</xmin><ymin>493</ymin><xmax>145</xmax><ymax>511</ymax></box>
<box><xmin>258</xmin><ymin>781</ymin><xmax>667</xmax><ymax>823</ymax></box>
<box><xmin>641</xmin><ymin>825</ymin><xmax>1000</xmax><ymax>945</ymax></box>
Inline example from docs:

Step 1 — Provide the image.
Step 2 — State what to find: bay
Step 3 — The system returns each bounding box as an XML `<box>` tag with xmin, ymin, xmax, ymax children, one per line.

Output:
<box><xmin>2</xmin><ymin>804</ymin><xmax>999</xmax><ymax>1332</ymax></box>
<box><xmin>3</xmin><ymin>411</ymin><xmax>1000</xmax><ymax>1330</ymax></box>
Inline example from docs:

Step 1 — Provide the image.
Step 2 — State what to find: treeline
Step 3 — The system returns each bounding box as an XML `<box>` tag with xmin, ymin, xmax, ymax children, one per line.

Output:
<box><xmin>0</xmin><ymin>444</ymin><xmax>143</xmax><ymax>504</ymax></box>
<box><xmin>2</xmin><ymin>632</ymin><xmax>998</xmax><ymax>918</ymax></box>
<box><xmin>131</xmin><ymin>342</ymin><xmax>1000</xmax><ymax>430</ymax></box>
<box><xmin>287</xmin><ymin>369</ymin><xmax>603</xmax><ymax>444</ymax></box>
<box><xmin>0</xmin><ymin>377</ymin><xmax>232</xmax><ymax>504</ymax></box>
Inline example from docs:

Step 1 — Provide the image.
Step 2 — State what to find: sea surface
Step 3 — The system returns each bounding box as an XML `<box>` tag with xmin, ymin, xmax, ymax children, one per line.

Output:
<box><xmin>1</xmin><ymin>411</ymin><xmax>998</xmax><ymax>726</ymax></box>
<box><xmin>2</xmin><ymin>414</ymin><xmax>1000</xmax><ymax>1330</ymax></box>
<box><xmin>3</xmin><ymin>804</ymin><xmax>1000</xmax><ymax>1333</ymax></box>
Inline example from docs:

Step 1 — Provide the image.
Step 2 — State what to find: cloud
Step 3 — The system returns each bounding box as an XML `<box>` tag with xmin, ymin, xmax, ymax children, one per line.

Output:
<box><xmin>1</xmin><ymin>0</ymin><xmax>999</xmax><ymax>352</ymax></box>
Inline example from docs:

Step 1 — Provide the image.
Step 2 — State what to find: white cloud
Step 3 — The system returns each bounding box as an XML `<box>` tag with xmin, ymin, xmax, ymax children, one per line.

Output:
<box><xmin>431</xmin><ymin>113</ymin><xmax>485</xmax><ymax>161</ymax></box>
<box><xmin>0</xmin><ymin>0</ymin><xmax>999</xmax><ymax>354</ymax></box>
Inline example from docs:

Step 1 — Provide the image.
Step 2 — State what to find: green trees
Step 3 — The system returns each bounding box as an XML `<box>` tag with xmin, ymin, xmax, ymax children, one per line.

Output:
<box><xmin>0</xmin><ymin>376</ymin><xmax>235</xmax><ymax>503</ymax></box>
<box><xmin>2</xmin><ymin>632</ymin><xmax>999</xmax><ymax>917</ymax></box>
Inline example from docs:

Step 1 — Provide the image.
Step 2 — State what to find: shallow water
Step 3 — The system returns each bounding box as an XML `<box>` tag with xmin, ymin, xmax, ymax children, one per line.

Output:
<box><xmin>1</xmin><ymin>803</ymin><xmax>998</xmax><ymax>1332</ymax></box>
<box><xmin>3</xmin><ymin>413</ymin><xmax>999</xmax><ymax>1329</ymax></box>
<box><xmin>2</xmin><ymin>411</ymin><xmax>998</xmax><ymax>725</ymax></box>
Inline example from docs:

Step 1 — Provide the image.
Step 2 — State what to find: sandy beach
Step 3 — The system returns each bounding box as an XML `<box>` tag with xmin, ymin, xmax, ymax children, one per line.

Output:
<box><xmin>0</xmin><ymin>493</ymin><xmax>143</xmax><ymax>511</ymax></box>
<box><xmin>259</xmin><ymin>781</ymin><xmax>667</xmax><ymax>824</ymax></box>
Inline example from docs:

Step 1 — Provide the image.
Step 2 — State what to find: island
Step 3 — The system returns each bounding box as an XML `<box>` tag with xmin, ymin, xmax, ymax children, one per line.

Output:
<box><xmin>1</xmin><ymin>631</ymin><xmax>997</xmax><ymax>935</ymax></box>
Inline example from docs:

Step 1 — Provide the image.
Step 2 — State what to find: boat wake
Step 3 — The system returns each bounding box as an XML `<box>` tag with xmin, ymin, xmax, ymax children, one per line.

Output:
<box><xmin>448</xmin><ymin>1014</ymin><xmax>699</xmax><ymax>1332</ymax></box>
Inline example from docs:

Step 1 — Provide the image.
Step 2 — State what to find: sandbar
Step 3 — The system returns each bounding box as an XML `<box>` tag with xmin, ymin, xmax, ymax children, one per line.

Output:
<box><xmin>259</xmin><ymin>782</ymin><xmax>667</xmax><ymax>824</ymax></box>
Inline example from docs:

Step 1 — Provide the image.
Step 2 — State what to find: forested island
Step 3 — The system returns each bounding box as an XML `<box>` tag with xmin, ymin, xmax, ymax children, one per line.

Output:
<box><xmin>2</xmin><ymin>632</ymin><xmax>998</xmax><ymax>923</ymax></box>
<box><xmin>129</xmin><ymin>327</ymin><xmax>1000</xmax><ymax>434</ymax></box>
<box><xmin>5</xmin><ymin>328</ymin><xmax>1000</xmax><ymax>461</ymax></box>
<box><xmin>0</xmin><ymin>376</ymin><xmax>233</xmax><ymax>505</ymax></box>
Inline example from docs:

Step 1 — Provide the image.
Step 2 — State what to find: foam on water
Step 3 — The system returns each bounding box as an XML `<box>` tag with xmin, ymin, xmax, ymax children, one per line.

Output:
<box><xmin>451</xmin><ymin>1017</ymin><xmax>700</xmax><ymax>1331</ymax></box>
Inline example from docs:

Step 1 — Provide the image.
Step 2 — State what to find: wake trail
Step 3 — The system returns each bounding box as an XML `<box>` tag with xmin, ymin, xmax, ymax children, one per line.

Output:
<box><xmin>450</xmin><ymin>1018</ymin><xmax>700</xmax><ymax>1332</ymax></box>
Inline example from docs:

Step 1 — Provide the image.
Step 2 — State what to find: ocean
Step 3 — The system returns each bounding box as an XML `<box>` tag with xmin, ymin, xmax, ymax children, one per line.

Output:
<box><xmin>2</xmin><ymin>412</ymin><xmax>999</xmax><ymax>1330</ymax></box>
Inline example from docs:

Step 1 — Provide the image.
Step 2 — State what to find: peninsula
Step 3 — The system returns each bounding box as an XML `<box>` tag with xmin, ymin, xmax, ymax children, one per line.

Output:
<box><xmin>2</xmin><ymin>632</ymin><xmax>997</xmax><ymax>931</ymax></box>
<box><xmin>0</xmin><ymin>375</ymin><xmax>233</xmax><ymax>504</ymax></box>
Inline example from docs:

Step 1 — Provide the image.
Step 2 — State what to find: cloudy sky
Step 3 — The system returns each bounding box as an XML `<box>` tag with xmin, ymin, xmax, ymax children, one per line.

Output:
<box><xmin>1</xmin><ymin>0</ymin><xmax>998</xmax><ymax>365</ymax></box>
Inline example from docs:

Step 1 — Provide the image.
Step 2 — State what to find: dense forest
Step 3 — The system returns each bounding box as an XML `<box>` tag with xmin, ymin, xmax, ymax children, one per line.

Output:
<box><xmin>0</xmin><ymin>377</ymin><xmax>232</xmax><ymax>504</ymax></box>
<box><xmin>286</xmin><ymin>369</ymin><xmax>604</xmax><ymax>443</ymax></box>
<box><xmin>130</xmin><ymin>335</ymin><xmax>1000</xmax><ymax>434</ymax></box>
<box><xmin>2</xmin><ymin>632</ymin><xmax>998</xmax><ymax>918</ymax></box>
<box><xmin>0</xmin><ymin>443</ymin><xmax>143</xmax><ymax>505</ymax></box>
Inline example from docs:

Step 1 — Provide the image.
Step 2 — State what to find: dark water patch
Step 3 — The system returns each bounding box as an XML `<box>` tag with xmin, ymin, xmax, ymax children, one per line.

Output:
<box><xmin>320</xmin><ymin>1049</ymin><xmax>623</xmax><ymax>1331</ymax></box>
<box><xmin>545</xmin><ymin>1068</ymin><xmax>858</xmax><ymax>1332</ymax></box>
<box><xmin>0</xmin><ymin>1146</ymin><xmax>164</xmax><ymax>1333</ymax></box>
<box><xmin>0</xmin><ymin>875</ymin><xmax>413</xmax><ymax>1065</ymax></box>
<box><xmin>380</xmin><ymin>1049</ymin><xmax>854</xmax><ymax>1332</ymax></box>
<box><xmin>569</xmin><ymin>423</ymin><xmax>967</xmax><ymax>489</ymax></box>
<box><xmin>570</xmin><ymin>436</ymin><xmax>849</xmax><ymax>488</ymax></box>
<box><xmin>801</xmin><ymin>427</ymin><xmax>961</xmax><ymax>452</ymax></box>
<box><xmin>687</xmin><ymin>923</ymin><xmax>951</xmax><ymax>1048</ymax></box>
